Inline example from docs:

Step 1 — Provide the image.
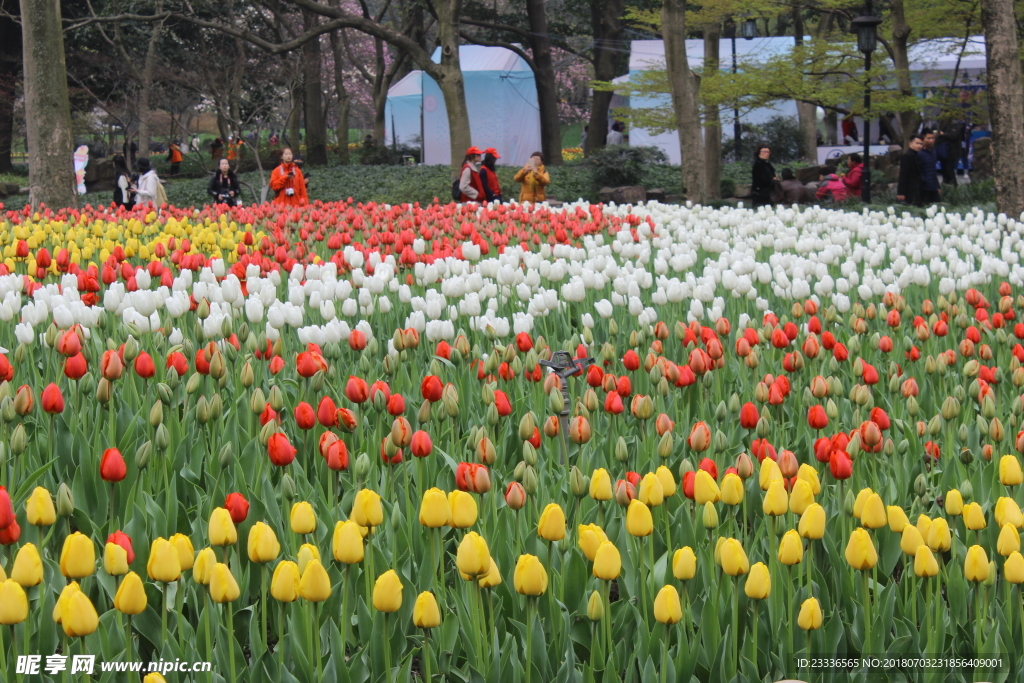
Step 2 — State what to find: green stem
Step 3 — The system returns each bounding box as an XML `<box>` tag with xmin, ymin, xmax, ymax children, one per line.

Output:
<box><xmin>314</xmin><ymin>602</ymin><xmax>322</xmax><ymax>683</ymax></box>
<box><xmin>525</xmin><ymin>599</ymin><xmax>535</xmax><ymax>683</ymax></box>
<box><xmin>225</xmin><ymin>603</ymin><xmax>236</xmax><ymax>683</ymax></box>
<box><xmin>861</xmin><ymin>570</ymin><xmax>871</xmax><ymax>656</ymax></box>
<box><xmin>751</xmin><ymin>601</ymin><xmax>758</xmax><ymax>675</ymax></box>
<box><xmin>261</xmin><ymin>569</ymin><xmax>268</xmax><ymax>653</ymax></box>
<box><xmin>278</xmin><ymin>601</ymin><xmax>286</xmax><ymax>674</ymax></box>
<box><xmin>787</xmin><ymin>566</ymin><xmax>794</xmax><ymax>662</ymax></box>
<box><xmin>383</xmin><ymin>613</ymin><xmax>392</xmax><ymax>683</ymax></box>
<box><xmin>161</xmin><ymin>585</ymin><xmax>168</xmax><ymax>655</ymax></box>
<box><xmin>423</xmin><ymin>630</ymin><xmax>432</xmax><ymax>682</ymax></box>
<box><xmin>204</xmin><ymin>593</ymin><xmax>213</xmax><ymax>683</ymax></box>
<box><xmin>342</xmin><ymin>565</ymin><xmax>351</xmax><ymax>657</ymax></box>
<box><xmin>660</xmin><ymin>624</ymin><xmax>669</xmax><ymax>683</ymax></box>
<box><xmin>0</xmin><ymin>619</ymin><xmax>7</xmax><ymax>682</ymax></box>
<box><xmin>732</xmin><ymin>577</ymin><xmax>739</xmax><ymax>672</ymax></box>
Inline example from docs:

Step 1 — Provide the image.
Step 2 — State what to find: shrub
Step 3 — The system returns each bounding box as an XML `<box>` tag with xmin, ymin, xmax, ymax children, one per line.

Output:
<box><xmin>585</xmin><ymin>145</ymin><xmax>669</xmax><ymax>191</ymax></box>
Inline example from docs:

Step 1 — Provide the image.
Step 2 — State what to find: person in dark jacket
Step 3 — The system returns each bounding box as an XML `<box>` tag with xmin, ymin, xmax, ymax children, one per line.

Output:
<box><xmin>208</xmin><ymin>158</ymin><xmax>241</xmax><ymax>206</ymax></box>
<box><xmin>779</xmin><ymin>168</ymin><xmax>811</xmax><ymax>204</ymax></box>
<box><xmin>750</xmin><ymin>145</ymin><xmax>777</xmax><ymax>207</ymax></box>
<box><xmin>479</xmin><ymin>149</ymin><xmax>503</xmax><ymax>202</ymax></box>
<box><xmin>897</xmin><ymin>135</ymin><xmax>923</xmax><ymax>206</ymax></box>
<box><xmin>112</xmin><ymin>153</ymin><xmax>135</xmax><ymax>209</ymax></box>
<box><xmin>938</xmin><ymin>120</ymin><xmax>963</xmax><ymax>186</ymax></box>
<box><xmin>917</xmin><ymin>131</ymin><xmax>941</xmax><ymax>204</ymax></box>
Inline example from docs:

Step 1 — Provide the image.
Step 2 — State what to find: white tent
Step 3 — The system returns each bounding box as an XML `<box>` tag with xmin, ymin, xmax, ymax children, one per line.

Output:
<box><xmin>383</xmin><ymin>70</ymin><xmax>423</xmax><ymax>148</ymax></box>
<box><xmin>620</xmin><ymin>37</ymin><xmax>988</xmax><ymax>164</ymax></box>
<box><xmin>385</xmin><ymin>46</ymin><xmax>542</xmax><ymax>166</ymax></box>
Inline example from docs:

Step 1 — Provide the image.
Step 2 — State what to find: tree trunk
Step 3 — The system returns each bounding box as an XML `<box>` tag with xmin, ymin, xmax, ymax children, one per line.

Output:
<box><xmin>583</xmin><ymin>0</ymin><xmax>625</xmax><ymax>156</ymax></box>
<box><xmin>136</xmin><ymin>5</ymin><xmax>164</xmax><ymax>160</ymax></box>
<box><xmin>662</xmin><ymin>0</ymin><xmax>706</xmax><ymax>203</ymax></box>
<box><xmin>0</xmin><ymin>57</ymin><xmax>16</xmax><ymax>173</ymax></box>
<box><xmin>287</xmin><ymin>77</ymin><xmax>303</xmax><ymax>150</ymax></box>
<box><xmin>19</xmin><ymin>0</ymin><xmax>75</xmax><ymax>208</ymax></box>
<box><xmin>793</xmin><ymin>5</ymin><xmax>818</xmax><ymax>162</ymax></box>
<box><xmin>436</xmin><ymin>0</ymin><xmax>471</xmax><ymax>175</ymax></box>
<box><xmin>890</xmin><ymin>0</ymin><xmax>919</xmax><ymax>147</ymax></box>
<box><xmin>329</xmin><ymin>28</ymin><xmax>351</xmax><ymax>164</ymax></box>
<box><xmin>982</xmin><ymin>0</ymin><xmax>1024</xmax><ymax>215</ymax></box>
<box><xmin>702</xmin><ymin>24</ymin><xmax>721</xmax><ymax>199</ymax></box>
<box><xmin>301</xmin><ymin>8</ymin><xmax>328</xmax><ymax>165</ymax></box>
<box><xmin>526</xmin><ymin>0</ymin><xmax>562</xmax><ymax>165</ymax></box>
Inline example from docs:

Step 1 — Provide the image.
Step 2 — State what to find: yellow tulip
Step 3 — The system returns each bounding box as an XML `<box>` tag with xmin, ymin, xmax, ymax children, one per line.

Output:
<box><xmin>916</xmin><ymin>514</ymin><xmax>932</xmax><ymax>541</ymax></box>
<box><xmin>962</xmin><ymin>503</ymin><xmax>986</xmax><ymax>531</ymax></box>
<box><xmin>53</xmin><ymin>582</ymin><xmax>81</xmax><ymax>623</ymax></box>
<box><xmin>170</xmin><ymin>534</ymin><xmax>195</xmax><ymax>571</ymax></box>
<box><xmin>144</xmin><ymin>675</ymin><xmax>168</xmax><ymax>683</ymax></box>
<box><xmin>104</xmin><ymin>542</ymin><xmax>129</xmax><ymax>577</ymax></box>
<box><xmin>653</xmin><ymin>585</ymin><xmax>682</xmax><ymax>624</ymax></box>
<box><xmin>61</xmin><ymin>591</ymin><xmax>99</xmax><ymax>637</ymax></box>
<box><xmin>587</xmin><ymin>590</ymin><xmax>604</xmax><ymax>621</ymax></box>
<box><xmin>859</xmin><ymin>493</ymin><xmax>887</xmax><ymax>529</ymax></box>
<box><xmin>456</xmin><ymin>532</ymin><xmax>491</xmax><ymax>578</ymax></box>
<box><xmin>210</xmin><ymin>563</ymin><xmax>240</xmax><ymax>603</ymax></box>
<box><xmin>914</xmin><ymin>546</ymin><xmax>938</xmax><ymax>578</ymax></box>
<box><xmin>290</xmin><ymin>502</ymin><xmax>317</xmax><ymax>535</ymax></box>
<box><xmin>299</xmin><ymin>559</ymin><xmax>332</xmax><ymax>602</ymax></box>
<box><xmin>0</xmin><ymin>580</ymin><xmax>28</xmax><ymax>625</ymax></box>
<box><xmin>797</xmin><ymin>463</ymin><xmax>821</xmax><ymax>495</ymax></box>
<box><xmin>352</xmin><ymin>489</ymin><xmax>384</xmax><ymax>528</ymax></box>
<box><xmin>478</xmin><ymin>559</ymin><xmax>502</xmax><ymax>588</ymax></box>
<box><xmin>60</xmin><ymin>532</ymin><xmax>95</xmax><ymax>579</ymax></box>
<box><xmin>900</xmin><ymin>525</ymin><xmax>924</xmax><ymax>556</ymax></box>
<box><xmin>926</xmin><ymin>518</ymin><xmax>951</xmax><ymax>552</ymax></box>
<box><xmin>578</xmin><ymin>524</ymin><xmax>609</xmax><ymax>561</ymax></box>
<box><xmin>1005</xmin><ymin>551</ymin><xmax>1024</xmax><ymax>584</ymax></box>
<box><xmin>297</xmin><ymin>544</ymin><xmax>321</xmax><ymax>576</ymax></box>
<box><xmin>537</xmin><ymin>503</ymin><xmax>566</xmax><ymax>541</ymax></box>
<box><xmin>998</xmin><ymin>524</ymin><xmax>1021</xmax><ymax>557</ymax></box>
<box><xmin>208</xmin><ymin>507</ymin><xmax>237</xmax><ymax>547</ymax></box>
<box><xmin>626</xmin><ymin>500</ymin><xmax>654</xmax><ymax>537</ymax></box>
<box><xmin>944</xmin><ymin>489</ymin><xmax>963</xmax><ymax>516</ymax></box>
<box><xmin>193</xmin><ymin>547</ymin><xmax>217</xmax><ymax>585</ymax></box>
<box><xmin>672</xmin><ymin>547</ymin><xmax>697</xmax><ymax>581</ymax></box>
<box><xmin>799</xmin><ymin>503</ymin><xmax>826</xmax><ymax>540</ymax></box>
<box><xmin>639</xmin><ymin>472</ymin><xmax>665</xmax><ymax>507</ymax></box>
<box><xmin>744</xmin><ymin>562</ymin><xmax>771</xmax><ymax>600</ymax></box>
<box><xmin>720</xmin><ymin>538</ymin><xmax>750</xmax><ymax>576</ymax></box>
<box><xmin>513</xmin><ymin>554</ymin><xmax>548</xmax><ymax>596</ymax></box>
<box><xmin>797</xmin><ymin>597</ymin><xmax>822</xmax><ymax>630</ymax></box>
<box><xmin>778</xmin><ymin>529</ymin><xmax>803</xmax><ymax>565</ymax></box>
<box><xmin>11</xmin><ymin>543</ymin><xmax>43</xmax><ymax>587</ymax></box>
<box><xmin>271</xmin><ymin>561</ymin><xmax>301</xmax><ymax>602</ymax></box>
<box><xmin>590</xmin><ymin>468</ymin><xmax>613</xmax><ymax>501</ymax></box>
<box><xmin>759</xmin><ymin>458</ymin><xmax>782</xmax><ymax>490</ymax></box>
<box><xmin>852</xmin><ymin>488</ymin><xmax>874</xmax><ymax>518</ymax></box>
<box><xmin>887</xmin><ymin>506</ymin><xmax>909</xmax><ymax>533</ymax></box>
<box><xmin>593</xmin><ymin>541</ymin><xmax>621</xmax><ymax>580</ymax></box>
<box><xmin>113</xmin><ymin>572</ymin><xmax>148</xmax><ymax>615</ymax></box>
<box><xmin>332</xmin><ymin>520</ymin><xmax>365</xmax><ymax>564</ymax></box>
<box><xmin>788</xmin><ymin>479</ymin><xmax>814</xmax><ymax>515</ymax></box>
<box><xmin>25</xmin><ymin>486</ymin><xmax>56</xmax><ymax>526</ymax></box>
<box><xmin>845</xmin><ymin>528</ymin><xmax>878</xmax><ymax>570</ymax></box>
<box><xmin>762</xmin><ymin>480</ymin><xmax>788</xmax><ymax>516</ymax></box>
<box><xmin>693</xmin><ymin>470</ymin><xmax>720</xmax><ymax>505</ymax></box>
<box><xmin>419</xmin><ymin>488</ymin><xmax>451</xmax><ymax>528</ymax></box>
<box><xmin>964</xmin><ymin>545</ymin><xmax>989</xmax><ymax>582</ymax></box>
<box><xmin>247</xmin><ymin>522</ymin><xmax>281</xmax><ymax>564</ymax></box>
<box><xmin>147</xmin><ymin>538</ymin><xmax>182</xmax><ymax>583</ymax></box>
<box><xmin>655</xmin><ymin>466</ymin><xmax>677</xmax><ymax>497</ymax></box>
<box><xmin>413</xmin><ymin>591</ymin><xmax>441</xmax><ymax>628</ymax></box>
<box><xmin>996</xmin><ymin>497</ymin><xmax>1024</xmax><ymax>529</ymax></box>
<box><xmin>702</xmin><ymin>502</ymin><xmax>719</xmax><ymax>529</ymax></box>
<box><xmin>373</xmin><ymin>570</ymin><xmax>404</xmax><ymax>612</ymax></box>
<box><xmin>1000</xmin><ymin>454</ymin><xmax>1024</xmax><ymax>486</ymax></box>
<box><xmin>720</xmin><ymin>473</ymin><xmax>744</xmax><ymax>506</ymax></box>
<box><xmin>448</xmin><ymin>490</ymin><xmax>478</xmax><ymax>529</ymax></box>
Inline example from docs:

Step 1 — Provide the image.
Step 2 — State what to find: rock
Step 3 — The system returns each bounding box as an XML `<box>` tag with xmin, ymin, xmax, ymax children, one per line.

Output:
<box><xmin>973</xmin><ymin>137</ymin><xmax>993</xmax><ymax>181</ymax></box>
<box><xmin>733</xmin><ymin>183</ymin><xmax>751</xmax><ymax>198</ymax></box>
<box><xmin>598</xmin><ymin>185</ymin><xmax>647</xmax><ymax>205</ymax></box>
<box><xmin>0</xmin><ymin>182</ymin><xmax>21</xmax><ymax>198</ymax></box>
<box><xmin>796</xmin><ymin>165</ymin><xmax>830</xmax><ymax>184</ymax></box>
<box><xmin>645</xmin><ymin>188</ymin><xmax>666</xmax><ymax>202</ymax></box>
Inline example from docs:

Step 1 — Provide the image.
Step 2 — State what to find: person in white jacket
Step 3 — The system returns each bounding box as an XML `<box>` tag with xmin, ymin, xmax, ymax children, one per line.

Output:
<box><xmin>134</xmin><ymin>157</ymin><xmax>160</xmax><ymax>207</ymax></box>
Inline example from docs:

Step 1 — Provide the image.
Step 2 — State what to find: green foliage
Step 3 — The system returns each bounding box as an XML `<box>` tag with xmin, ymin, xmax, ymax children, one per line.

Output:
<box><xmin>585</xmin><ymin>145</ymin><xmax>670</xmax><ymax>191</ymax></box>
<box><xmin>358</xmin><ymin>144</ymin><xmax>421</xmax><ymax>166</ymax></box>
<box><xmin>735</xmin><ymin>116</ymin><xmax>805</xmax><ymax>164</ymax></box>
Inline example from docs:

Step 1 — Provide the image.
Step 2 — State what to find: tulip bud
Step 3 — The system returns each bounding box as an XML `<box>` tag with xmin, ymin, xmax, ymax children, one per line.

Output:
<box><xmin>185</xmin><ymin>372</ymin><xmax>202</xmax><ymax>395</ymax></box>
<box><xmin>587</xmin><ymin>590</ymin><xmax>604</xmax><ymax>621</ymax></box>
<box><xmin>196</xmin><ymin>396</ymin><xmax>210</xmax><ymax>425</ymax></box>
<box><xmin>702</xmin><ymin>502</ymin><xmax>719</xmax><ymax>529</ymax></box>
<box><xmin>240</xmin><ymin>362</ymin><xmax>254</xmax><ymax>388</ymax></box>
<box><xmin>915</xmin><ymin>473</ymin><xmax>928</xmax><ymax>497</ymax></box>
<box><xmin>219</xmin><ymin>443</ymin><xmax>234</xmax><ymax>470</ymax></box>
<box><xmin>658</xmin><ymin>432</ymin><xmax>674</xmax><ymax>459</ymax></box>
<box><xmin>10</xmin><ymin>424</ymin><xmax>26</xmax><ymax>455</ymax></box>
<box><xmin>615</xmin><ymin>437</ymin><xmax>629</xmax><ymax>463</ymax></box>
<box><xmin>355</xmin><ymin>452</ymin><xmax>370</xmax><ymax>480</ymax></box>
<box><xmin>523</xmin><ymin>465</ymin><xmax>539</xmax><ymax>494</ymax></box>
<box><xmin>570</xmin><ymin>466</ymin><xmax>588</xmax><ymax>498</ymax></box>
<box><xmin>258</xmin><ymin>421</ymin><xmax>276</xmax><ymax>446</ymax></box>
<box><xmin>417</xmin><ymin>400</ymin><xmax>432</xmax><ymax>424</ymax></box>
<box><xmin>96</xmin><ymin>378</ymin><xmax>112</xmax><ymax>404</ymax></box>
<box><xmin>548</xmin><ymin>387</ymin><xmax>565</xmax><ymax>414</ymax></box>
<box><xmin>154</xmin><ymin>424</ymin><xmax>170</xmax><ymax>452</ymax></box>
<box><xmin>0</xmin><ymin>397</ymin><xmax>13</xmax><ymax>424</ymax></box>
<box><xmin>523</xmin><ymin>442</ymin><xmax>538</xmax><ymax>467</ymax></box>
<box><xmin>135</xmin><ymin>441</ymin><xmax>152</xmax><ymax>470</ymax></box>
<box><xmin>268</xmin><ymin>386</ymin><xmax>284</xmax><ymax>411</ymax></box>
<box><xmin>57</xmin><ymin>483</ymin><xmax>74</xmax><ymax>517</ymax></box>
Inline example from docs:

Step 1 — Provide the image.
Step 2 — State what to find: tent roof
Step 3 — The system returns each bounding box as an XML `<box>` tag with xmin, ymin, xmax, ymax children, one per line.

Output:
<box><xmin>628</xmin><ymin>37</ymin><xmax>987</xmax><ymax>73</ymax></box>
<box><xmin>388</xmin><ymin>70</ymin><xmax>422</xmax><ymax>97</ymax></box>
<box><xmin>429</xmin><ymin>45</ymin><xmax>531</xmax><ymax>71</ymax></box>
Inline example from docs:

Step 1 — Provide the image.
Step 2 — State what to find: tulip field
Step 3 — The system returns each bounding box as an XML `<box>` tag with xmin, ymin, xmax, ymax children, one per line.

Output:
<box><xmin>2</xmin><ymin>198</ymin><xmax>1024</xmax><ymax>683</ymax></box>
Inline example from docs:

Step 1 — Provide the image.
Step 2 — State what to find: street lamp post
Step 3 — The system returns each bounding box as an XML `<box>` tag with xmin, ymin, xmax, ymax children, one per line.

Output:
<box><xmin>852</xmin><ymin>8</ymin><xmax>882</xmax><ymax>204</ymax></box>
<box><xmin>731</xmin><ymin>18</ymin><xmax>758</xmax><ymax>161</ymax></box>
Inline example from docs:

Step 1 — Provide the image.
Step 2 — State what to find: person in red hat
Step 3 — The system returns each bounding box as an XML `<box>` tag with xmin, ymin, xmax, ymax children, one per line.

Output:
<box><xmin>479</xmin><ymin>148</ymin><xmax>503</xmax><ymax>202</ymax></box>
<box><xmin>458</xmin><ymin>146</ymin><xmax>486</xmax><ymax>203</ymax></box>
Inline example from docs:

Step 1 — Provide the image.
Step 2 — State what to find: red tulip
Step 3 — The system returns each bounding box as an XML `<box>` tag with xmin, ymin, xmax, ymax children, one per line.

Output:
<box><xmin>380</xmin><ymin>438</ymin><xmax>403</xmax><ymax>465</ymax></box>
<box><xmin>455</xmin><ymin>462</ymin><xmax>472</xmax><ymax>491</ymax></box>
<box><xmin>687</xmin><ymin>421</ymin><xmax>711</xmax><ymax>452</ymax></box>
<box><xmin>348</xmin><ymin>330</ymin><xmax>367</xmax><ymax>351</ymax></box>
<box><xmin>386</xmin><ymin>393</ymin><xmax>406</xmax><ymax>416</ymax></box>
<box><xmin>586</xmin><ymin>365</ymin><xmax>604</xmax><ymax>387</ymax></box>
<box><xmin>411</xmin><ymin>430</ymin><xmax>433</xmax><ymax>457</ymax></box>
<box><xmin>345</xmin><ymin>376</ymin><xmax>369</xmax><ymax>404</ymax></box>
<box><xmin>421</xmin><ymin>375</ymin><xmax>443</xmax><ymax>402</ymax></box>
<box><xmin>369</xmin><ymin>381</ymin><xmax>391</xmax><ymax>405</ymax></box>
<box><xmin>681</xmin><ymin>472</ymin><xmax>696</xmax><ymax>500</ymax></box>
<box><xmin>64</xmin><ymin>353</ymin><xmax>88</xmax><ymax>380</ymax></box>
<box><xmin>870</xmin><ymin>407</ymin><xmax>890</xmax><ymax>431</ymax></box>
<box><xmin>604</xmin><ymin>391</ymin><xmax>624</xmax><ymax>415</ymax></box>
<box><xmin>0</xmin><ymin>486</ymin><xmax>13</xmax><ymax>529</ymax></box>
<box><xmin>435</xmin><ymin>341</ymin><xmax>452</xmax><ymax>359</ymax></box>
<box><xmin>655</xmin><ymin>414</ymin><xmax>674</xmax><ymax>436</ymax></box>
<box><xmin>699</xmin><ymin>457</ymin><xmax>718</xmax><ymax>480</ymax></box>
<box><xmin>0</xmin><ymin>354</ymin><xmax>12</xmax><ymax>382</ymax></box>
<box><xmin>0</xmin><ymin>519</ymin><xmax>20</xmax><ymax>545</ymax></box>
<box><xmin>505</xmin><ymin>481</ymin><xmax>526</xmax><ymax>510</ymax></box>
<box><xmin>336</xmin><ymin>408</ymin><xmax>358</xmax><ymax>432</ymax></box>
<box><xmin>259</xmin><ymin>403</ymin><xmax>280</xmax><ymax>427</ymax></box>
<box><xmin>295</xmin><ymin>402</ymin><xmax>316</xmax><ymax>430</ymax></box>
<box><xmin>41</xmin><ymin>383</ymin><xmax>65</xmax><ymax>414</ymax></box>
<box><xmin>833</xmin><ymin>343</ymin><xmax>849</xmax><ymax>361</ymax></box>
<box><xmin>493</xmin><ymin>390</ymin><xmax>512</xmax><ymax>417</ymax></box>
<box><xmin>829</xmin><ymin>450</ymin><xmax>853</xmax><ymax>479</ymax></box>
<box><xmin>56</xmin><ymin>329</ymin><xmax>82</xmax><ymax>357</ymax></box>
<box><xmin>622</xmin><ymin>350</ymin><xmax>640</xmax><ymax>371</ymax></box>
<box><xmin>317</xmin><ymin>397</ymin><xmax>338</xmax><ymax>427</ymax></box>
<box><xmin>268</xmin><ymin>356</ymin><xmax>286</xmax><ymax>374</ymax></box>
<box><xmin>814</xmin><ymin>437</ymin><xmax>832</xmax><ymax>463</ymax></box>
<box><xmin>166</xmin><ymin>351</ymin><xmax>188</xmax><ymax>376</ymax></box>
<box><xmin>268</xmin><ymin>433</ymin><xmax>297</xmax><ymax>466</ymax></box>
<box><xmin>516</xmin><ymin>332</ymin><xmax>533</xmax><ymax>353</ymax></box>
<box><xmin>325</xmin><ymin>440</ymin><xmax>349</xmax><ymax>471</ymax></box>
<box><xmin>296</xmin><ymin>351</ymin><xmax>328</xmax><ymax>378</ymax></box>
<box><xmin>224</xmin><ymin>492</ymin><xmax>250</xmax><ymax>524</ymax></box>
<box><xmin>615</xmin><ymin>375</ymin><xmax>632</xmax><ymax>397</ymax></box>
<box><xmin>107</xmin><ymin>530</ymin><xmax>135</xmax><ymax>564</ymax></box>
<box><xmin>807</xmin><ymin>405</ymin><xmax>828</xmax><ymax>430</ymax></box>
<box><xmin>100</xmin><ymin>448</ymin><xmax>127</xmax><ymax>482</ymax></box>
<box><xmin>739</xmin><ymin>402</ymin><xmax>759</xmax><ymax>430</ymax></box>
<box><xmin>751</xmin><ymin>438</ymin><xmax>777</xmax><ymax>463</ymax></box>
<box><xmin>133</xmin><ymin>352</ymin><xmax>156</xmax><ymax>379</ymax></box>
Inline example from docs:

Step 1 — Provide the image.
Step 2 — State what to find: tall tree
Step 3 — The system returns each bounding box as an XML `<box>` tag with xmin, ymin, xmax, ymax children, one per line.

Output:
<box><xmin>981</xmin><ymin>0</ymin><xmax>1024</xmax><ymax>215</ymax></box>
<box><xmin>662</xmin><ymin>0</ymin><xmax>706</xmax><ymax>202</ymax></box>
<box><xmin>792</xmin><ymin>4</ymin><xmax>818</xmax><ymax>162</ymax></box>
<box><xmin>0</xmin><ymin>0</ymin><xmax>20</xmax><ymax>173</ymax></box>
<box><xmin>20</xmin><ymin>0</ymin><xmax>76</xmax><ymax>208</ymax></box>
<box><xmin>301</xmin><ymin>7</ymin><xmax>328</xmax><ymax>164</ymax></box>
<box><xmin>703</xmin><ymin>23</ymin><xmax>721</xmax><ymax>198</ymax></box>
<box><xmin>584</xmin><ymin>0</ymin><xmax>626</xmax><ymax>156</ymax></box>
<box><xmin>525</xmin><ymin>0</ymin><xmax>562</xmax><ymax>165</ymax></box>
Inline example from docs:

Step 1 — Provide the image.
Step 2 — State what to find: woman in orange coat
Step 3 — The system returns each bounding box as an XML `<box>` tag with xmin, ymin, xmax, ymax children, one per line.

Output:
<box><xmin>513</xmin><ymin>151</ymin><xmax>550</xmax><ymax>203</ymax></box>
<box><xmin>270</xmin><ymin>147</ymin><xmax>308</xmax><ymax>206</ymax></box>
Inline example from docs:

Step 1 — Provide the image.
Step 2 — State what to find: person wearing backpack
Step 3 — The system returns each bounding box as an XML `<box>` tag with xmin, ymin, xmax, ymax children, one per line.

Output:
<box><xmin>133</xmin><ymin>157</ymin><xmax>161</xmax><ymax>208</ymax></box>
<box><xmin>479</xmin><ymin>148</ymin><xmax>503</xmax><ymax>202</ymax></box>
<box><xmin>112</xmin><ymin>153</ymin><xmax>135</xmax><ymax>210</ymax></box>
<box><xmin>456</xmin><ymin>146</ymin><xmax>485</xmax><ymax>203</ymax></box>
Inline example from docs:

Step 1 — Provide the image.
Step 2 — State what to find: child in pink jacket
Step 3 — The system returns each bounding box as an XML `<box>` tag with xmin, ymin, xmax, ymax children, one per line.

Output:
<box><xmin>816</xmin><ymin>173</ymin><xmax>849</xmax><ymax>202</ymax></box>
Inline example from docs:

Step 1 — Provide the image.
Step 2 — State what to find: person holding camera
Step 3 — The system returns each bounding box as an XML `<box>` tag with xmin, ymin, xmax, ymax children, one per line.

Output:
<box><xmin>513</xmin><ymin>151</ymin><xmax>550</xmax><ymax>203</ymax></box>
<box><xmin>270</xmin><ymin>147</ymin><xmax>308</xmax><ymax>206</ymax></box>
<box><xmin>208</xmin><ymin>158</ymin><xmax>242</xmax><ymax>206</ymax></box>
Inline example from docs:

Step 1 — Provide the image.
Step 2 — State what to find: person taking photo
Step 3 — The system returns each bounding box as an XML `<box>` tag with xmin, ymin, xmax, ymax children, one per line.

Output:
<box><xmin>514</xmin><ymin>152</ymin><xmax>550</xmax><ymax>203</ymax></box>
<box><xmin>270</xmin><ymin>147</ymin><xmax>308</xmax><ymax>206</ymax></box>
<box><xmin>208</xmin><ymin>158</ymin><xmax>242</xmax><ymax>206</ymax></box>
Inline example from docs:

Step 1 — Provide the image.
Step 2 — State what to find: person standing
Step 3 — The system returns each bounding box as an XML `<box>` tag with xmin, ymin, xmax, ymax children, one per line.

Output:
<box><xmin>607</xmin><ymin>121</ymin><xmax>625</xmax><ymax>145</ymax></box>
<box><xmin>479</xmin><ymin>148</ymin><xmax>503</xmax><ymax>202</ymax></box>
<box><xmin>938</xmin><ymin>120</ymin><xmax>962</xmax><ymax>186</ymax></box>
<box><xmin>270</xmin><ymin>147</ymin><xmax>308</xmax><ymax>206</ymax></box>
<box><xmin>917</xmin><ymin>131</ymin><xmax>941</xmax><ymax>204</ymax></box>
<box><xmin>750</xmin><ymin>144</ymin><xmax>777</xmax><ymax>207</ymax></box>
<box><xmin>133</xmin><ymin>157</ymin><xmax>160</xmax><ymax>208</ymax></box>
<box><xmin>208</xmin><ymin>158</ymin><xmax>241</xmax><ymax>206</ymax></box>
<box><xmin>112</xmin><ymin>153</ymin><xmax>135</xmax><ymax>209</ymax></box>
<box><xmin>513</xmin><ymin>151</ymin><xmax>550</xmax><ymax>203</ymax></box>
<box><xmin>841</xmin><ymin>116</ymin><xmax>859</xmax><ymax>144</ymax></box>
<box><xmin>841</xmin><ymin>153</ymin><xmax>864</xmax><ymax>199</ymax></box>
<box><xmin>897</xmin><ymin>135</ymin><xmax>923</xmax><ymax>206</ymax></box>
<box><xmin>166</xmin><ymin>141</ymin><xmax>183</xmax><ymax>176</ymax></box>
<box><xmin>458</xmin><ymin>147</ymin><xmax>486</xmax><ymax>203</ymax></box>
<box><xmin>210</xmin><ymin>137</ymin><xmax>224</xmax><ymax>161</ymax></box>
